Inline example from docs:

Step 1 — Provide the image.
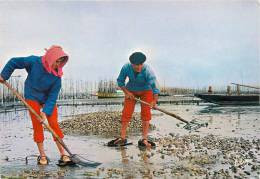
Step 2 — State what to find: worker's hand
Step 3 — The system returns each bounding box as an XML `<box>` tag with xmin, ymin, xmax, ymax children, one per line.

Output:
<box><xmin>125</xmin><ymin>91</ymin><xmax>135</xmax><ymax>100</ymax></box>
<box><xmin>151</xmin><ymin>94</ymin><xmax>158</xmax><ymax>108</ymax></box>
<box><xmin>0</xmin><ymin>75</ymin><xmax>5</xmax><ymax>83</ymax></box>
<box><xmin>40</xmin><ymin>112</ymin><xmax>47</xmax><ymax>122</ymax></box>
<box><xmin>151</xmin><ymin>99</ymin><xmax>157</xmax><ymax>108</ymax></box>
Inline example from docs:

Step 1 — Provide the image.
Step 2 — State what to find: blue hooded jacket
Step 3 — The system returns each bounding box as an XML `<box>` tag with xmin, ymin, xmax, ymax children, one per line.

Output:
<box><xmin>1</xmin><ymin>56</ymin><xmax>61</xmax><ymax>115</ymax></box>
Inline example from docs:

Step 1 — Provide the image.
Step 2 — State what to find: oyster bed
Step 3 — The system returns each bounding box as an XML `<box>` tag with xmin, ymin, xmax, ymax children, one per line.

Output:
<box><xmin>59</xmin><ymin>111</ymin><xmax>156</xmax><ymax>136</ymax></box>
<box><xmin>1</xmin><ymin>106</ymin><xmax>259</xmax><ymax>178</ymax></box>
<box><xmin>23</xmin><ymin>111</ymin><xmax>260</xmax><ymax>178</ymax></box>
<box><xmin>2</xmin><ymin>134</ymin><xmax>259</xmax><ymax>178</ymax></box>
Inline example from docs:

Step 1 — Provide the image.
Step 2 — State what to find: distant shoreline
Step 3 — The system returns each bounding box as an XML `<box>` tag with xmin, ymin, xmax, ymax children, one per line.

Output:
<box><xmin>0</xmin><ymin>96</ymin><xmax>201</xmax><ymax>113</ymax></box>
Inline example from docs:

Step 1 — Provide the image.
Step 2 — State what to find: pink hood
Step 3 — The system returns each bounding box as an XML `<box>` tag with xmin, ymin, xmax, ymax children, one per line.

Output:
<box><xmin>41</xmin><ymin>45</ymin><xmax>68</xmax><ymax>77</ymax></box>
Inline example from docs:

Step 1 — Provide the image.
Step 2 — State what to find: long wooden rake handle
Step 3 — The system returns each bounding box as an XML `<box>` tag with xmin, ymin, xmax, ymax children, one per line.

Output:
<box><xmin>3</xmin><ymin>81</ymin><xmax>73</xmax><ymax>156</ymax></box>
<box><xmin>135</xmin><ymin>97</ymin><xmax>189</xmax><ymax>124</ymax></box>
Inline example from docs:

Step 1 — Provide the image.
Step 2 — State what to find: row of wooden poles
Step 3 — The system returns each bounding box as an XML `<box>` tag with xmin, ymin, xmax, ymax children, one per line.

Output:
<box><xmin>0</xmin><ymin>78</ymin><xmax>203</xmax><ymax>105</ymax></box>
<box><xmin>1</xmin><ymin>77</ymin><xmax>258</xmax><ymax>106</ymax></box>
<box><xmin>207</xmin><ymin>83</ymin><xmax>260</xmax><ymax>95</ymax></box>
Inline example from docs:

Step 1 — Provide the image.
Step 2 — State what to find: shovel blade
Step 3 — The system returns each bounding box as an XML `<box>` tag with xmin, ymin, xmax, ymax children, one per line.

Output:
<box><xmin>70</xmin><ymin>154</ymin><xmax>101</xmax><ymax>168</ymax></box>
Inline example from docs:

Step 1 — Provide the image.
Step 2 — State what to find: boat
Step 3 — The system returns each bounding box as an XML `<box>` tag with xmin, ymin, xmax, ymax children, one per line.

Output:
<box><xmin>159</xmin><ymin>80</ymin><xmax>170</xmax><ymax>96</ymax></box>
<box><xmin>194</xmin><ymin>93</ymin><xmax>259</xmax><ymax>105</ymax></box>
<box><xmin>159</xmin><ymin>92</ymin><xmax>170</xmax><ymax>97</ymax></box>
<box><xmin>96</xmin><ymin>90</ymin><xmax>125</xmax><ymax>99</ymax></box>
<box><xmin>195</xmin><ymin>83</ymin><xmax>260</xmax><ymax>105</ymax></box>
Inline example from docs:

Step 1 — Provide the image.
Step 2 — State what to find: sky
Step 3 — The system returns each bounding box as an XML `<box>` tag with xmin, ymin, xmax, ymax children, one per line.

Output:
<box><xmin>0</xmin><ymin>0</ymin><xmax>259</xmax><ymax>89</ymax></box>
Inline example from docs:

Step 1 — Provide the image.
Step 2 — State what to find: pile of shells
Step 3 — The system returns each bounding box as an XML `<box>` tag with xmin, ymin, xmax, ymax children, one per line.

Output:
<box><xmin>83</xmin><ymin>134</ymin><xmax>259</xmax><ymax>178</ymax></box>
<box><xmin>59</xmin><ymin>111</ymin><xmax>156</xmax><ymax>136</ymax></box>
<box><xmin>0</xmin><ymin>169</ymin><xmax>67</xmax><ymax>178</ymax></box>
<box><xmin>2</xmin><ymin>133</ymin><xmax>259</xmax><ymax>178</ymax></box>
<box><xmin>152</xmin><ymin>134</ymin><xmax>260</xmax><ymax>178</ymax></box>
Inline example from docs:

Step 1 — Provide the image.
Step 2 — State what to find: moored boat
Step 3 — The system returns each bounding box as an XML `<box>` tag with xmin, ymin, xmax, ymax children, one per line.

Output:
<box><xmin>195</xmin><ymin>83</ymin><xmax>260</xmax><ymax>105</ymax></box>
<box><xmin>194</xmin><ymin>93</ymin><xmax>260</xmax><ymax>105</ymax></box>
<box><xmin>97</xmin><ymin>90</ymin><xmax>125</xmax><ymax>99</ymax></box>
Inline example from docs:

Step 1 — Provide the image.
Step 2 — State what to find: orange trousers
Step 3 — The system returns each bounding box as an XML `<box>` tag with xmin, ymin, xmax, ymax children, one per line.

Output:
<box><xmin>26</xmin><ymin>100</ymin><xmax>64</xmax><ymax>143</ymax></box>
<box><xmin>122</xmin><ymin>90</ymin><xmax>153</xmax><ymax>122</ymax></box>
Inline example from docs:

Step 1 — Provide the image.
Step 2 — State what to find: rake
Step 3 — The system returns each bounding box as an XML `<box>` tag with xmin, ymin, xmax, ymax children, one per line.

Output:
<box><xmin>135</xmin><ymin>97</ymin><xmax>208</xmax><ymax>131</ymax></box>
<box><xmin>3</xmin><ymin>81</ymin><xmax>101</xmax><ymax>167</ymax></box>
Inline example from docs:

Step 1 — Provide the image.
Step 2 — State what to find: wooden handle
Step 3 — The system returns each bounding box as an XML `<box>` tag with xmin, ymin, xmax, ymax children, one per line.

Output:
<box><xmin>134</xmin><ymin>97</ymin><xmax>189</xmax><ymax>124</ymax></box>
<box><xmin>3</xmin><ymin>81</ymin><xmax>73</xmax><ymax>155</ymax></box>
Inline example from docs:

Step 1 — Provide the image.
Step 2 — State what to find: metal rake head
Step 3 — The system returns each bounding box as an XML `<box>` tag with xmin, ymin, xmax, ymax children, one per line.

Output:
<box><xmin>183</xmin><ymin>119</ymin><xmax>208</xmax><ymax>131</ymax></box>
<box><xmin>70</xmin><ymin>154</ymin><xmax>102</xmax><ymax>167</ymax></box>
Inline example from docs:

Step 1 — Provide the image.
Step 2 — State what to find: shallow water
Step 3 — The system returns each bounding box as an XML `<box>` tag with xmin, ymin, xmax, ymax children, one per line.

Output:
<box><xmin>0</xmin><ymin>103</ymin><xmax>259</xmax><ymax>178</ymax></box>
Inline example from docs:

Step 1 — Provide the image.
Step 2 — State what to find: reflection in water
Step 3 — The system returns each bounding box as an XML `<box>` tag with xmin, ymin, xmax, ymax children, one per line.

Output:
<box><xmin>119</xmin><ymin>147</ymin><xmax>133</xmax><ymax>178</ymax></box>
<box><xmin>139</xmin><ymin>149</ymin><xmax>149</xmax><ymax>164</ymax></box>
<box><xmin>198</xmin><ymin>105</ymin><xmax>260</xmax><ymax>122</ymax></box>
<box><xmin>138</xmin><ymin>149</ymin><xmax>154</xmax><ymax>178</ymax></box>
<box><xmin>198</xmin><ymin>105</ymin><xmax>260</xmax><ymax>115</ymax></box>
<box><xmin>199</xmin><ymin>105</ymin><xmax>224</xmax><ymax>114</ymax></box>
<box><xmin>118</xmin><ymin>146</ymin><xmax>155</xmax><ymax>178</ymax></box>
<box><xmin>120</xmin><ymin>147</ymin><xmax>129</xmax><ymax>164</ymax></box>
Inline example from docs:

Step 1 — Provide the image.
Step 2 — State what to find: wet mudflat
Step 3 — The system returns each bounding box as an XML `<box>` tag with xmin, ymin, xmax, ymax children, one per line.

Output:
<box><xmin>0</xmin><ymin>104</ymin><xmax>259</xmax><ymax>178</ymax></box>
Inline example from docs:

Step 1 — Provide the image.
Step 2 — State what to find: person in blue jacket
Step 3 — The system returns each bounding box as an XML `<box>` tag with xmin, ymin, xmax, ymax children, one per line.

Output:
<box><xmin>0</xmin><ymin>45</ymin><xmax>72</xmax><ymax>165</ymax></box>
<box><xmin>108</xmin><ymin>52</ymin><xmax>160</xmax><ymax>148</ymax></box>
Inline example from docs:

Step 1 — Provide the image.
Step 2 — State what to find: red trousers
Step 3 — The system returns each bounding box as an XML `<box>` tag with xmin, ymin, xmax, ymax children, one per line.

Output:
<box><xmin>26</xmin><ymin>100</ymin><xmax>64</xmax><ymax>143</ymax></box>
<box><xmin>122</xmin><ymin>90</ymin><xmax>153</xmax><ymax>122</ymax></box>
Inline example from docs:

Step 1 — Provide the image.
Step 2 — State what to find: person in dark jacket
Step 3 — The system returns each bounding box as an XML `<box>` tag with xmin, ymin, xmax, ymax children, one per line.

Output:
<box><xmin>0</xmin><ymin>45</ymin><xmax>72</xmax><ymax>165</ymax></box>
